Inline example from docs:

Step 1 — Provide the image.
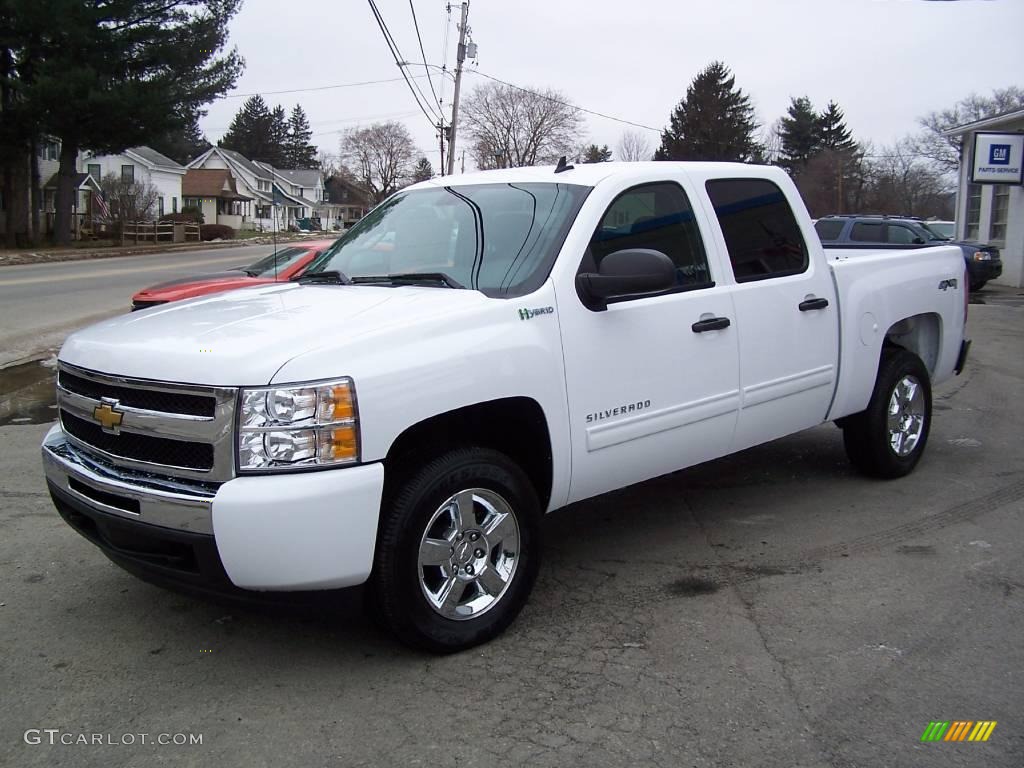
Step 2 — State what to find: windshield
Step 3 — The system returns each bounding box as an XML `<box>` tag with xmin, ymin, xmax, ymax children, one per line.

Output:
<box><xmin>304</xmin><ymin>183</ymin><xmax>590</xmax><ymax>297</ymax></box>
<box><xmin>246</xmin><ymin>247</ymin><xmax>310</xmax><ymax>277</ymax></box>
<box><xmin>920</xmin><ymin>222</ymin><xmax>953</xmax><ymax>240</ymax></box>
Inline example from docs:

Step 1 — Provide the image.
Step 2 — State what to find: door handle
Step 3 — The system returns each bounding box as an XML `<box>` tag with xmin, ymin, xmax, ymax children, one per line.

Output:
<box><xmin>799</xmin><ymin>297</ymin><xmax>829</xmax><ymax>312</ymax></box>
<box><xmin>691</xmin><ymin>317</ymin><xmax>731</xmax><ymax>333</ymax></box>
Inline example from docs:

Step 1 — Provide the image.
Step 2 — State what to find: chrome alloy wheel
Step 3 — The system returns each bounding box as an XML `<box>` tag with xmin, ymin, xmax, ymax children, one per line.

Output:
<box><xmin>417</xmin><ymin>488</ymin><xmax>521</xmax><ymax>620</ymax></box>
<box><xmin>887</xmin><ymin>374</ymin><xmax>926</xmax><ymax>457</ymax></box>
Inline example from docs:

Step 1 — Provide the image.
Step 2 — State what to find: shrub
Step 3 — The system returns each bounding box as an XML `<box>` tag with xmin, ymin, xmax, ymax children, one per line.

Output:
<box><xmin>161</xmin><ymin>211</ymin><xmax>203</xmax><ymax>224</ymax></box>
<box><xmin>199</xmin><ymin>224</ymin><xmax>235</xmax><ymax>241</ymax></box>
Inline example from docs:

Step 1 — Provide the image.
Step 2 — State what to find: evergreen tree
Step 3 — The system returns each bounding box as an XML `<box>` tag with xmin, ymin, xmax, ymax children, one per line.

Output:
<box><xmin>581</xmin><ymin>144</ymin><xmax>612</xmax><ymax>163</ymax></box>
<box><xmin>14</xmin><ymin>0</ymin><xmax>243</xmax><ymax>244</ymax></box>
<box><xmin>655</xmin><ymin>61</ymin><xmax>760</xmax><ymax>163</ymax></box>
<box><xmin>150</xmin><ymin>109</ymin><xmax>210</xmax><ymax>165</ymax></box>
<box><xmin>285</xmin><ymin>105</ymin><xmax>318</xmax><ymax>168</ymax></box>
<box><xmin>778</xmin><ymin>96</ymin><xmax>821</xmax><ymax>172</ymax></box>
<box><xmin>269</xmin><ymin>105</ymin><xmax>288</xmax><ymax>166</ymax></box>
<box><xmin>817</xmin><ymin>101</ymin><xmax>856</xmax><ymax>152</ymax></box>
<box><xmin>412</xmin><ymin>157</ymin><xmax>433</xmax><ymax>182</ymax></box>
<box><xmin>220</xmin><ymin>96</ymin><xmax>286</xmax><ymax>167</ymax></box>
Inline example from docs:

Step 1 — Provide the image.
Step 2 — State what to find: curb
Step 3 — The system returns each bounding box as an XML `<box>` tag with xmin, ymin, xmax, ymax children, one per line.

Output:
<box><xmin>0</xmin><ymin>235</ymin><xmax>323</xmax><ymax>268</ymax></box>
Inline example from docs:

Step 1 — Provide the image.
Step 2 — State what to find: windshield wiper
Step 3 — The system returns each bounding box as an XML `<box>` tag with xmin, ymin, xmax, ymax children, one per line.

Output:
<box><xmin>296</xmin><ymin>270</ymin><xmax>352</xmax><ymax>285</ymax></box>
<box><xmin>350</xmin><ymin>272</ymin><xmax>465</xmax><ymax>289</ymax></box>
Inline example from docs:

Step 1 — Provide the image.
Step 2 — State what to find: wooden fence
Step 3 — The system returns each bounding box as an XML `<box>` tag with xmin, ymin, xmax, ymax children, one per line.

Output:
<box><xmin>121</xmin><ymin>221</ymin><xmax>201</xmax><ymax>246</ymax></box>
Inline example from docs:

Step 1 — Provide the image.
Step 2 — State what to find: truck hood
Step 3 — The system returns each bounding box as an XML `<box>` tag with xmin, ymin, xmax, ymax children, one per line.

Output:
<box><xmin>59</xmin><ymin>282</ymin><xmax>493</xmax><ymax>385</ymax></box>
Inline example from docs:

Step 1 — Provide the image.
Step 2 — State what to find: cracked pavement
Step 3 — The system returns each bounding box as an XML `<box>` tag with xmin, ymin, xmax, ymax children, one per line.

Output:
<box><xmin>1</xmin><ymin>288</ymin><xmax>1021</xmax><ymax>767</ymax></box>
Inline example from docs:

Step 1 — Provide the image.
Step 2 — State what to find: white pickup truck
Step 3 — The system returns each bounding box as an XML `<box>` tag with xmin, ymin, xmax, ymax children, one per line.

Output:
<box><xmin>42</xmin><ymin>162</ymin><xmax>970</xmax><ymax>651</ymax></box>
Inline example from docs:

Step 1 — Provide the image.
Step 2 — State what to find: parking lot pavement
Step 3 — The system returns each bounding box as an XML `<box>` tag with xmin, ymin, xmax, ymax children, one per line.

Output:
<box><xmin>1</xmin><ymin>294</ymin><xmax>1021</xmax><ymax>768</ymax></box>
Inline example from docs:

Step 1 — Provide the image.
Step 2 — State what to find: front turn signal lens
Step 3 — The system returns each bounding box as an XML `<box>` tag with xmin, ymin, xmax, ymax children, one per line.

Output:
<box><xmin>318</xmin><ymin>383</ymin><xmax>355</xmax><ymax>422</ymax></box>
<box><xmin>318</xmin><ymin>425</ymin><xmax>358</xmax><ymax>463</ymax></box>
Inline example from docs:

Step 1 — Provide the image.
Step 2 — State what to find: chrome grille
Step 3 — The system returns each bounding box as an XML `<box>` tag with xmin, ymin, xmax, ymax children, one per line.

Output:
<box><xmin>56</xmin><ymin>363</ymin><xmax>236</xmax><ymax>482</ymax></box>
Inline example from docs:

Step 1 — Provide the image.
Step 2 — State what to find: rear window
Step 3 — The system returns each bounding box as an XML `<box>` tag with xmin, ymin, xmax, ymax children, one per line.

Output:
<box><xmin>705</xmin><ymin>178</ymin><xmax>808</xmax><ymax>282</ymax></box>
<box><xmin>814</xmin><ymin>219</ymin><xmax>845</xmax><ymax>241</ymax></box>
<box><xmin>851</xmin><ymin>222</ymin><xmax>884</xmax><ymax>242</ymax></box>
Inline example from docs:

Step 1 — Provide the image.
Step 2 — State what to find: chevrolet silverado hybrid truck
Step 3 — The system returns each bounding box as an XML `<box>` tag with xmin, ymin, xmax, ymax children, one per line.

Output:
<box><xmin>42</xmin><ymin>162</ymin><xmax>970</xmax><ymax>652</ymax></box>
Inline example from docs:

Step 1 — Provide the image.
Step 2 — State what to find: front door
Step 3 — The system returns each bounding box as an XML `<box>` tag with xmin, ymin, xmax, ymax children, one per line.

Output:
<box><xmin>701</xmin><ymin>176</ymin><xmax>839</xmax><ymax>451</ymax></box>
<box><xmin>556</xmin><ymin>178</ymin><xmax>741</xmax><ymax>505</ymax></box>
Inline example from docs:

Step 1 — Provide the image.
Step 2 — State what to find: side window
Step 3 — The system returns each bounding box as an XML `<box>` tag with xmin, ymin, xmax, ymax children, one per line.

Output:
<box><xmin>851</xmin><ymin>222</ymin><xmax>884</xmax><ymax>242</ymax></box>
<box><xmin>885</xmin><ymin>225</ymin><xmax>917</xmax><ymax>245</ymax></box>
<box><xmin>814</xmin><ymin>219</ymin><xmax>845</xmax><ymax>241</ymax></box>
<box><xmin>585</xmin><ymin>182</ymin><xmax>712</xmax><ymax>291</ymax></box>
<box><xmin>705</xmin><ymin>178</ymin><xmax>808</xmax><ymax>282</ymax></box>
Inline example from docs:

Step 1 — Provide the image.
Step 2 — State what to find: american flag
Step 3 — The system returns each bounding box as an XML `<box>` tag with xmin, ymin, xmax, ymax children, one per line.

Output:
<box><xmin>93</xmin><ymin>191</ymin><xmax>110</xmax><ymax>221</ymax></box>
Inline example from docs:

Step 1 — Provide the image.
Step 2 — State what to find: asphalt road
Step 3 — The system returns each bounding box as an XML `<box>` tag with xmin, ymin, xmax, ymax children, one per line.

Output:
<box><xmin>0</xmin><ymin>245</ymin><xmax>275</xmax><ymax>367</ymax></box>
<box><xmin>0</xmin><ymin>289</ymin><xmax>1022</xmax><ymax>767</ymax></box>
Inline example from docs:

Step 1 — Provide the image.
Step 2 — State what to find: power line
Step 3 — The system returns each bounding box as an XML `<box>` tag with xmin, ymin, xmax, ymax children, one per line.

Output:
<box><xmin>223</xmin><ymin>75</ymin><xmax>429</xmax><ymax>99</ymax></box>
<box><xmin>469</xmin><ymin>69</ymin><xmax>662</xmax><ymax>133</ymax></box>
<box><xmin>408</xmin><ymin>0</ymin><xmax>441</xmax><ymax>114</ymax></box>
<box><xmin>366</xmin><ymin>0</ymin><xmax>442</xmax><ymax>127</ymax></box>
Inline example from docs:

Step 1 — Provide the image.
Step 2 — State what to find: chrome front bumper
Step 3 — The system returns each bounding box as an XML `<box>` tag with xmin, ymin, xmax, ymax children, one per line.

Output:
<box><xmin>41</xmin><ymin>425</ymin><xmax>216</xmax><ymax>535</ymax></box>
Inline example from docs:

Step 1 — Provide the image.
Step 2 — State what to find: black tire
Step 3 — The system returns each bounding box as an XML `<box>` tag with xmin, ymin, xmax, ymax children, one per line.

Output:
<box><xmin>842</xmin><ymin>347</ymin><xmax>932</xmax><ymax>479</ymax></box>
<box><xmin>970</xmin><ymin>279</ymin><xmax>986</xmax><ymax>293</ymax></box>
<box><xmin>370</xmin><ymin>447</ymin><xmax>541</xmax><ymax>653</ymax></box>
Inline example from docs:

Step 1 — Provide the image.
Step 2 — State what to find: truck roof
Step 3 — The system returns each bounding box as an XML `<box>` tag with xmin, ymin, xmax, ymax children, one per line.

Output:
<box><xmin>412</xmin><ymin>161</ymin><xmax>785</xmax><ymax>190</ymax></box>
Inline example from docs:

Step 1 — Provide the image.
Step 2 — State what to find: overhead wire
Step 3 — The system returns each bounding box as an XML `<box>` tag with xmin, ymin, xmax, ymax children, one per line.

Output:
<box><xmin>408</xmin><ymin>0</ymin><xmax>442</xmax><ymax>117</ymax></box>
<box><xmin>366</xmin><ymin>0</ymin><xmax>442</xmax><ymax>127</ymax></box>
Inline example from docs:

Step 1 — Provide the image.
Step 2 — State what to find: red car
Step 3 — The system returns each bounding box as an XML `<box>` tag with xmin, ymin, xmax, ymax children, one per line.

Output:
<box><xmin>131</xmin><ymin>239</ymin><xmax>336</xmax><ymax>310</ymax></box>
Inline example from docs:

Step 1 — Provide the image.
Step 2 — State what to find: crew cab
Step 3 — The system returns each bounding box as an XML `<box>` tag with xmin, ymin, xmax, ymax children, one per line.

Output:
<box><xmin>42</xmin><ymin>163</ymin><xmax>970</xmax><ymax>652</ymax></box>
<box><xmin>814</xmin><ymin>214</ymin><xmax>1002</xmax><ymax>291</ymax></box>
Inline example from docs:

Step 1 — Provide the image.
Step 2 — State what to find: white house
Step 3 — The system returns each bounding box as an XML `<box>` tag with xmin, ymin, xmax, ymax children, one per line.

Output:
<box><xmin>82</xmin><ymin>146</ymin><xmax>186</xmax><ymax>219</ymax></box>
<box><xmin>946</xmin><ymin>108</ymin><xmax>1024</xmax><ymax>288</ymax></box>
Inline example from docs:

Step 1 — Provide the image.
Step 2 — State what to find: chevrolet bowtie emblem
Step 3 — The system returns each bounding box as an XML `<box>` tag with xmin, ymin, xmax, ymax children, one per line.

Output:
<box><xmin>93</xmin><ymin>400</ymin><xmax>125</xmax><ymax>434</ymax></box>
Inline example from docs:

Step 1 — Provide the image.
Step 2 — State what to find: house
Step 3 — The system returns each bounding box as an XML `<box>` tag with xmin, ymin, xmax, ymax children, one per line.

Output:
<box><xmin>41</xmin><ymin>172</ymin><xmax>104</xmax><ymax>239</ymax></box>
<box><xmin>187</xmin><ymin>146</ymin><xmax>343</xmax><ymax>231</ymax></box>
<box><xmin>324</xmin><ymin>176</ymin><xmax>372</xmax><ymax>227</ymax></box>
<box><xmin>80</xmin><ymin>146</ymin><xmax>186</xmax><ymax>219</ymax></box>
<box><xmin>945</xmin><ymin>108</ymin><xmax>1024</xmax><ymax>288</ymax></box>
<box><xmin>181</xmin><ymin>169</ymin><xmax>253</xmax><ymax>230</ymax></box>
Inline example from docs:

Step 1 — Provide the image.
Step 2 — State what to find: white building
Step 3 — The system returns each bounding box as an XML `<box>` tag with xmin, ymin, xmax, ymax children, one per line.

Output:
<box><xmin>946</xmin><ymin>109</ymin><xmax>1024</xmax><ymax>288</ymax></box>
<box><xmin>82</xmin><ymin>146</ymin><xmax>186</xmax><ymax>219</ymax></box>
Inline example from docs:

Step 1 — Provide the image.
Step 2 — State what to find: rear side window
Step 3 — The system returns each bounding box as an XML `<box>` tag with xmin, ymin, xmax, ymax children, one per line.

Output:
<box><xmin>851</xmin><ymin>222</ymin><xmax>884</xmax><ymax>242</ymax></box>
<box><xmin>885</xmin><ymin>225</ymin><xmax>917</xmax><ymax>245</ymax></box>
<box><xmin>588</xmin><ymin>182</ymin><xmax>712</xmax><ymax>290</ymax></box>
<box><xmin>814</xmin><ymin>219</ymin><xmax>845</xmax><ymax>241</ymax></box>
<box><xmin>705</xmin><ymin>178</ymin><xmax>808</xmax><ymax>282</ymax></box>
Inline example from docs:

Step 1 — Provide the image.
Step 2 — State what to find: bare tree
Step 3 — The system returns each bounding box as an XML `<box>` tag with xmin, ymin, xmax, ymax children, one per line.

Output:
<box><xmin>915</xmin><ymin>86</ymin><xmax>1024</xmax><ymax>177</ymax></box>
<box><xmin>462</xmin><ymin>82</ymin><xmax>584</xmax><ymax>169</ymax></box>
<box><xmin>341</xmin><ymin>122</ymin><xmax>417</xmax><ymax>203</ymax></box>
<box><xmin>617</xmin><ymin>129</ymin><xmax>652</xmax><ymax>162</ymax></box>
<box><xmin>99</xmin><ymin>173</ymin><xmax>160</xmax><ymax>223</ymax></box>
<box><xmin>758</xmin><ymin>119</ymin><xmax>785</xmax><ymax>166</ymax></box>
<box><xmin>863</xmin><ymin>137</ymin><xmax>948</xmax><ymax>218</ymax></box>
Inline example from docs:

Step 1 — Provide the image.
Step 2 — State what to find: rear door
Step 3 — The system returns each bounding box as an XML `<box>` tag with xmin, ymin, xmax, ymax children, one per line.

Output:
<box><xmin>702</xmin><ymin>176</ymin><xmax>840</xmax><ymax>452</ymax></box>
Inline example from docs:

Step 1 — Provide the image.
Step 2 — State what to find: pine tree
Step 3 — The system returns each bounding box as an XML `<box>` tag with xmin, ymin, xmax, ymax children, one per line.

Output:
<box><xmin>150</xmin><ymin>109</ymin><xmax>210</xmax><ymax>165</ymax></box>
<box><xmin>817</xmin><ymin>101</ymin><xmax>856</xmax><ymax>152</ymax></box>
<box><xmin>285</xmin><ymin>105</ymin><xmax>318</xmax><ymax>168</ymax></box>
<box><xmin>220</xmin><ymin>96</ymin><xmax>273</xmax><ymax>162</ymax></box>
<box><xmin>655</xmin><ymin>62</ymin><xmax>760</xmax><ymax>163</ymax></box>
<box><xmin>412</xmin><ymin>157</ymin><xmax>433</xmax><ymax>182</ymax></box>
<box><xmin>269</xmin><ymin>105</ymin><xmax>288</xmax><ymax>166</ymax></box>
<box><xmin>778</xmin><ymin>96</ymin><xmax>821</xmax><ymax>172</ymax></box>
<box><xmin>581</xmin><ymin>144</ymin><xmax>612</xmax><ymax>163</ymax></box>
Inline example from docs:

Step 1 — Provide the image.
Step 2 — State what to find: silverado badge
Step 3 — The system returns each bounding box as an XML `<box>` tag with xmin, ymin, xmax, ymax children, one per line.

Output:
<box><xmin>92</xmin><ymin>399</ymin><xmax>125</xmax><ymax>434</ymax></box>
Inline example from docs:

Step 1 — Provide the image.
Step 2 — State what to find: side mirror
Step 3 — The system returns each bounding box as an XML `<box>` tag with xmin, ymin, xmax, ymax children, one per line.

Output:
<box><xmin>576</xmin><ymin>248</ymin><xmax>676</xmax><ymax>311</ymax></box>
<box><xmin>912</xmin><ymin>236</ymin><xmax>926</xmax><ymax>245</ymax></box>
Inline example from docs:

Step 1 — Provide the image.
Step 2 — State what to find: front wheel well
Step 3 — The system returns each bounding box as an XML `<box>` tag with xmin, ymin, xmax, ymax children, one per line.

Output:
<box><xmin>383</xmin><ymin>398</ymin><xmax>553</xmax><ymax>510</ymax></box>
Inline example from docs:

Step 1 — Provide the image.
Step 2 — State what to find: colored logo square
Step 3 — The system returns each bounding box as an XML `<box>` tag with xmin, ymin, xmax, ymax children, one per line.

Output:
<box><xmin>989</xmin><ymin>144</ymin><xmax>1011</xmax><ymax>165</ymax></box>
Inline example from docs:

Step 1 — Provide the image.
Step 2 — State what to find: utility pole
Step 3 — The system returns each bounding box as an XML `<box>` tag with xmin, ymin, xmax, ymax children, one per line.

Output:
<box><xmin>438</xmin><ymin>121</ymin><xmax>446</xmax><ymax>177</ymax></box>
<box><xmin>446</xmin><ymin>1</ymin><xmax>470</xmax><ymax>176</ymax></box>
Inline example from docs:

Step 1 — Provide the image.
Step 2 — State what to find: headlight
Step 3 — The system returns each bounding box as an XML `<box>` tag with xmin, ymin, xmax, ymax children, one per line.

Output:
<box><xmin>237</xmin><ymin>378</ymin><xmax>358</xmax><ymax>472</ymax></box>
<box><xmin>973</xmin><ymin>251</ymin><xmax>992</xmax><ymax>261</ymax></box>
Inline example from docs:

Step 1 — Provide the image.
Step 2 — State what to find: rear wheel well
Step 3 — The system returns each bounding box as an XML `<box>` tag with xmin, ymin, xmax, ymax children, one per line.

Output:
<box><xmin>383</xmin><ymin>398</ymin><xmax>553</xmax><ymax>510</ymax></box>
<box><xmin>884</xmin><ymin>313</ymin><xmax>941</xmax><ymax>376</ymax></box>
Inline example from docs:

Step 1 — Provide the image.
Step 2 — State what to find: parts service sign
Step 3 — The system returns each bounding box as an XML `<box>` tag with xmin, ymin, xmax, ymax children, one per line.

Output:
<box><xmin>971</xmin><ymin>132</ymin><xmax>1024</xmax><ymax>184</ymax></box>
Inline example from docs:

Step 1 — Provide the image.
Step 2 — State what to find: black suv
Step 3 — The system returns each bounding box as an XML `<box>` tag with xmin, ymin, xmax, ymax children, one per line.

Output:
<box><xmin>815</xmin><ymin>215</ymin><xmax>1002</xmax><ymax>291</ymax></box>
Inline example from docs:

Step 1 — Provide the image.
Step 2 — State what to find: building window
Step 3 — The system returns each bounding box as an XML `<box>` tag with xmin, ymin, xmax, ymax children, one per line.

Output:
<box><xmin>172</xmin><ymin>197</ymin><xmax>178</xmax><ymax>213</ymax></box>
<box><xmin>158</xmin><ymin>197</ymin><xmax>164</xmax><ymax>218</ymax></box>
<box><xmin>121</xmin><ymin>165</ymin><xmax>135</xmax><ymax>184</ymax></box>
<box><xmin>87</xmin><ymin>164</ymin><xmax>101</xmax><ymax>181</ymax></box>
<box><xmin>965</xmin><ymin>184</ymin><xmax>982</xmax><ymax>240</ymax></box>
<box><xmin>990</xmin><ymin>185</ymin><xmax>1009</xmax><ymax>243</ymax></box>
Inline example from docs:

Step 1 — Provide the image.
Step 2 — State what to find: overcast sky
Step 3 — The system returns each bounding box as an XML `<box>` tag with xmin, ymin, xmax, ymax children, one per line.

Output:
<box><xmin>201</xmin><ymin>0</ymin><xmax>1024</xmax><ymax>168</ymax></box>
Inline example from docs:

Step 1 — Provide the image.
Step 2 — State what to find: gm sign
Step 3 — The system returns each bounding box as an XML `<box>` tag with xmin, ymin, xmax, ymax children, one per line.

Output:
<box><xmin>972</xmin><ymin>132</ymin><xmax>1024</xmax><ymax>184</ymax></box>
